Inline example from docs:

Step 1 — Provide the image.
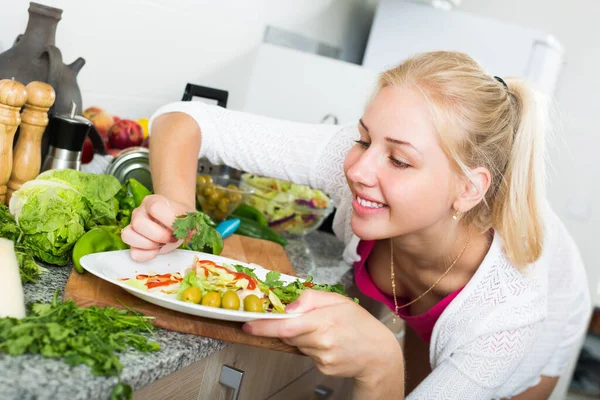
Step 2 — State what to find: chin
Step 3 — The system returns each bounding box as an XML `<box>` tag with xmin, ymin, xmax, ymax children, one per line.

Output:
<box><xmin>350</xmin><ymin>214</ymin><xmax>389</xmax><ymax>241</ymax></box>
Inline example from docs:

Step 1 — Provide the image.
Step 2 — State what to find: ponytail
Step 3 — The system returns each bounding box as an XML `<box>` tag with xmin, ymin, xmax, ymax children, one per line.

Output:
<box><xmin>491</xmin><ymin>80</ymin><xmax>547</xmax><ymax>266</ymax></box>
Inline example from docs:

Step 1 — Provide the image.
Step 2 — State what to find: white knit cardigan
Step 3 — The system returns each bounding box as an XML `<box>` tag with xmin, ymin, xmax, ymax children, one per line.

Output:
<box><xmin>150</xmin><ymin>102</ymin><xmax>592</xmax><ymax>399</ymax></box>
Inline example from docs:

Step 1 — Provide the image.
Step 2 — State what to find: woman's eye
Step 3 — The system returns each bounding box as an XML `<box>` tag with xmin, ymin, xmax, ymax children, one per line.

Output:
<box><xmin>354</xmin><ymin>140</ymin><xmax>370</xmax><ymax>148</ymax></box>
<box><xmin>389</xmin><ymin>156</ymin><xmax>411</xmax><ymax>169</ymax></box>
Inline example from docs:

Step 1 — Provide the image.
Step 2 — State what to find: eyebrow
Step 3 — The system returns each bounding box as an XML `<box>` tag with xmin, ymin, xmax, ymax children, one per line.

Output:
<box><xmin>359</xmin><ymin>119</ymin><xmax>423</xmax><ymax>156</ymax></box>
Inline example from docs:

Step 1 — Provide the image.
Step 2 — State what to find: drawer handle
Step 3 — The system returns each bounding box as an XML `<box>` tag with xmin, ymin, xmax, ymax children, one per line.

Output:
<box><xmin>314</xmin><ymin>384</ymin><xmax>334</xmax><ymax>399</ymax></box>
<box><xmin>219</xmin><ymin>365</ymin><xmax>245</xmax><ymax>400</ymax></box>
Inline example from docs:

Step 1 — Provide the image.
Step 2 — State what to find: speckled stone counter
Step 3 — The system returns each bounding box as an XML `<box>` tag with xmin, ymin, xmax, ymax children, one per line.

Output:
<box><xmin>0</xmin><ymin>231</ymin><xmax>353</xmax><ymax>400</ymax></box>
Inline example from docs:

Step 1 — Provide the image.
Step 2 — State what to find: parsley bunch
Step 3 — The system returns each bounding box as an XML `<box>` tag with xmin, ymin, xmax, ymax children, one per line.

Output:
<box><xmin>0</xmin><ymin>290</ymin><xmax>160</xmax><ymax>399</ymax></box>
<box><xmin>172</xmin><ymin>211</ymin><xmax>224</xmax><ymax>255</ymax></box>
<box><xmin>0</xmin><ymin>204</ymin><xmax>45</xmax><ymax>283</ymax></box>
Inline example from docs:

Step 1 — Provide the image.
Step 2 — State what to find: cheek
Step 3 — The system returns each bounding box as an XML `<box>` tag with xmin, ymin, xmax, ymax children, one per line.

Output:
<box><xmin>382</xmin><ymin>167</ymin><xmax>454</xmax><ymax>226</ymax></box>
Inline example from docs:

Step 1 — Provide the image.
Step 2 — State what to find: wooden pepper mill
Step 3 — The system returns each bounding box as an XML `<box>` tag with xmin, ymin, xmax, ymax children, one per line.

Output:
<box><xmin>0</xmin><ymin>79</ymin><xmax>28</xmax><ymax>205</ymax></box>
<box><xmin>7</xmin><ymin>81</ymin><xmax>56</xmax><ymax>203</ymax></box>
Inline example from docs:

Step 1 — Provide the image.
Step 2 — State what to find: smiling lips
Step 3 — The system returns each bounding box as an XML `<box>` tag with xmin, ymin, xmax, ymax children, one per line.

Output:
<box><xmin>356</xmin><ymin>195</ymin><xmax>386</xmax><ymax>208</ymax></box>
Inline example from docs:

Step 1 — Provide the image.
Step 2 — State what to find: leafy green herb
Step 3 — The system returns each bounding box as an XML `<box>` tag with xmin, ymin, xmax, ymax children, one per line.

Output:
<box><xmin>0</xmin><ymin>204</ymin><xmax>45</xmax><ymax>283</ymax></box>
<box><xmin>0</xmin><ymin>290</ymin><xmax>160</xmax><ymax>399</ymax></box>
<box><xmin>172</xmin><ymin>211</ymin><xmax>223</xmax><ymax>255</ymax></box>
<box><xmin>233</xmin><ymin>264</ymin><xmax>259</xmax><ymax>280</ymax></box>
<box><xmin>263</xmin><ymin>271</ymin><xmax>282</xmax><ymax>289</ymax></box>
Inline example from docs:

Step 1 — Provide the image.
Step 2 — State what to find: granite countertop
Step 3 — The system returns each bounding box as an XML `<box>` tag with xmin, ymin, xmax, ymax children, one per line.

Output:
<box><xmin>0</xmin><ymin>231</ymin><xmax>354</xmax><ymax>400</ymax></box>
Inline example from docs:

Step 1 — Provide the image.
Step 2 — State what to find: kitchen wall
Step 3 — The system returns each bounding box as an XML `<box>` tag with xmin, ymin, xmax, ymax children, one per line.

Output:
<box><xmin>1</xmin><ymin>0</ymin><xmax>376</xmax><ymax>117</ymax></box>
<box><xmin>460</xmin><ymin>0</ymin><xmax>600</xmax><ymax>308</ymax></box>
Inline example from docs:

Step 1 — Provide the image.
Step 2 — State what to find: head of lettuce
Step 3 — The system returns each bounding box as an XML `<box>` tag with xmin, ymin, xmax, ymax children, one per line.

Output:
<box><xmin>8</xmin><ymin>170</ymin><xmax>122</xmax><ymax>265</ymax></box>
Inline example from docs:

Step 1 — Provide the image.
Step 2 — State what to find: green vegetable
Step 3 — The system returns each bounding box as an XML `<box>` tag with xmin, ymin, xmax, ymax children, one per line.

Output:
<box><xmin>173</xmin><ymin>211</ymin><xmax>224</xmax><ymax>255</ymax></box>
<box><xmin>231</xmin><ymin>203</ymin><xmax>268</xmax><ymax>226</ymax></box>
<box><xmin>115</xmin><ymin>178</ymin><xmax>152</xmax><ymax>228</ymax></box>
<box><xmin>0</xmin><ymin>290</ymin><xmax>160</xmax><ymax>399</ymax></box>
<box><xmin>35</xmin><ymin>169</ymin><xmax>121</xmax><ymax>227</ymax></box>
<box><xmin>72</xmin><ymin>228</ymin><xmax>130</xmax><ymax>273</ymax></box>
<box><xmin>0</xmin><ymin>204</ymin><xmax>45</xmax><ymax>283</ymax></box>
<box><xmin>235</xmin><ymin>216</ymin><xmax>288</xmax><ymax>246</ymax></box>
<box><xmin>9</xmin><ymin>170</ymin><xmax>122</xmax><ymax>265</ymax></box>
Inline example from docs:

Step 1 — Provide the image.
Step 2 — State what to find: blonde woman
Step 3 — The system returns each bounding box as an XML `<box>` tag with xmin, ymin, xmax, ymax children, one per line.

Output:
<box><xmin>122</xmin><ymin>51</ymin><xmax>591</xmax><ymax>399</ymax></box>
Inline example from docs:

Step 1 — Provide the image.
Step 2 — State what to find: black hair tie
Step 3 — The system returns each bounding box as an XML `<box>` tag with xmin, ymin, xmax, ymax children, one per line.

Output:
<box><xmin>494</xmin><ymin>76</ymin><xmax>508</xmax><ymax>89</ymax></box>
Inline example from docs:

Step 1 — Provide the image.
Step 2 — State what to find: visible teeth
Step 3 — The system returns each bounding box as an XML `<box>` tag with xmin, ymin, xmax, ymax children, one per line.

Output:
<box><xmin>357</xmin><ymin>196</ymin><xmax>384</xmax><ymax>208</ymax></box>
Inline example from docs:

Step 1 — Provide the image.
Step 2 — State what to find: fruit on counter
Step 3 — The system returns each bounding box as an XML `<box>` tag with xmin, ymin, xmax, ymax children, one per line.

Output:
<box><xmin>137</xmin><ymin>118</ymin><xmax>149</xmax><ymax>139</ymax></box>
<box><xmin>108</xmin><ymin>119</ymin><xmax>144</xmax><ymax>149</ymax></box>
<box><xmin>113</xmin><ymin>115</ymin><xmax>121</xmax><ymax>123</ymax></box>
<box><xmin>72</xmin><ymin>226</ymin><xmax>129</xmax><ymax>273</ymax></box>
<box><xmin>0</xmin><ymin>238</ymin><xmax>26</xmax><ymax>319</ymax></box>
<box><xmin>81</xmin><ymin>137</ymin><xmax>94</xmax><ymax>164</ymax></box>
<box><xmin>82</xmin><ymin>106</ymin><xmax>114</xmax><ymax>137</ymax></box>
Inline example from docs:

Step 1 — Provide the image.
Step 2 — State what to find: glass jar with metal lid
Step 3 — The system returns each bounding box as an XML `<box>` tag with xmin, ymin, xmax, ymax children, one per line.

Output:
<box><xmin>106</xmin><ymin>147</ymin><xmax>153</xmax><ymax>191</ymax></box>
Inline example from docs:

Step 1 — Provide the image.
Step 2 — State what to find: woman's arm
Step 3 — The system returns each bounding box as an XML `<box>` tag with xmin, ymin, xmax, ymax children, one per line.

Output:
<box><xmin>149</xmin><ymin>111</ymin><xmax>201</xmax><ymax>210</ymax></box>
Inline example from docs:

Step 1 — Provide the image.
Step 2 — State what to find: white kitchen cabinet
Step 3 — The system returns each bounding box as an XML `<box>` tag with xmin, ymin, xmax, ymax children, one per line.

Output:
<box><xmin>240</xmin><ymin>43</ymin><xmax>379</xmax><ymax>125</ymax></box>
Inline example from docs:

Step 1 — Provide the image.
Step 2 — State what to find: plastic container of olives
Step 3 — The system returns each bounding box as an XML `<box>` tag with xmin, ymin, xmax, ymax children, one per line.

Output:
<box><xmin>196</xmin><ymin>175</ymin><xmax>254</xmax><ymax>222</ymax></box>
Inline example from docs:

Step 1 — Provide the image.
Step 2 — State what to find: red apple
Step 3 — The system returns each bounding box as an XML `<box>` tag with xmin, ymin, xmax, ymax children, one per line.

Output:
<box><xmin>108</xmin><ymin>119</ymin><xmax>144</xmax><ymax>149</ymax></box>
<box><xmin>82</xmin><ymin>107</ymin><xmax>114</xmax><ymax>138</ymax></box>
<box><xmin>81</xmin><ymin>138</ymin><xmax>94</xmax><ymax>164</ymax></box>
<box><xmin>141</xmin><ymin>136</ymin><xmax>150</xmax><ymax>148</ymax></box>
<box><xmin>113</xmin><ymin>116</ymin><xmax>121</xmax><ymax>123</ymax></box>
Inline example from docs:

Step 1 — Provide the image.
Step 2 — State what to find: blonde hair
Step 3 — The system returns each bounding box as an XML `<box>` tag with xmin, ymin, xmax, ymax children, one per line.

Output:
<box><xmin>377</xmin><ymin>51</ymin><xmax>547</xmax><ymax>267</ymax></box>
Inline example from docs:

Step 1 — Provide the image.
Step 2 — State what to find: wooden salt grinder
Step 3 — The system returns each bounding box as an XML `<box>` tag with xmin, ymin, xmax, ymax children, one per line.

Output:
<box><xmin>0</xmin><ymin>79</ymin><xmax>27</xmax><ymax>205</ymax></box>
<box><xmin>7</xmin><ymin>82</ymin><xmax>56</xmax><ymax>203</ymax></box>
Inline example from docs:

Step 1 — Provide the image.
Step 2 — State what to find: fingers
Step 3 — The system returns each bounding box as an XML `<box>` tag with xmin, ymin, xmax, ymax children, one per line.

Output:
<box><xmin>129</xmin><ymin>247</ymin><xmax>160</xmax><ymax>262</ymax></box>
<box><xmin>131</xmin><ymin>210</ymin><xmax>174</xmax><ymax>244</ymax></box>
<box><xmin>121</xmin><ymin>194</ymin><xmax>192</xmax><ymax>262</ymax></box>
<box><xmin>285</xmin><ymin>289</ymin><xmax>351</xmax><ymax>314</ymax></box>
<box><xmin>144</xmin><ymin>195</ymin><xmax>183</xmax><ymax>229</ymax></box>
<box><xmin>121</xmin><ymin>225</ymin><xmax>161</xmax><ymax>250</ymax></box>
<box><xmin>243</xmin><ymin>313</ymin><xmax>319</xmax><ymax>338</ymax></box>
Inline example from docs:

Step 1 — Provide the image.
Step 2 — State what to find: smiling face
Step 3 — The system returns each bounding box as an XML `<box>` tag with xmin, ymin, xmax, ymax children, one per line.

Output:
<box><xmin>344</xmin><ymin>85</ymin><xmax>461</xmax><ymax>240</ymax></box>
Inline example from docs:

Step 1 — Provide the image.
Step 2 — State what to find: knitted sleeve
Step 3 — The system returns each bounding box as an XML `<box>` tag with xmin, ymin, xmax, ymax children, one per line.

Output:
<box><xmin>409</xmin><ymin>323</ymin><xmax>539</xmax><ymax>399</ymax></box>
<box><xmin>148</xmin><ymin>101</ymin><xmax>358</xmax><ymax>247</ymax></box>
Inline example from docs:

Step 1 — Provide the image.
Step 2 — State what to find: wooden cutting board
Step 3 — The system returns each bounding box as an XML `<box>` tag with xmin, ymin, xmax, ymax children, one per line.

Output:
<box><xmin>63</xmin><ymin>234</ymin><xmax>302</xmax><ymax>355</ymax></box>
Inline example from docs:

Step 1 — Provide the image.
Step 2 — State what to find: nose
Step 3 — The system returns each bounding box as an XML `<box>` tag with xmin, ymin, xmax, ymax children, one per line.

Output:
<box><xmin>347</xmin><ymin>148</ymin><xmax>379</xmax><ymax>187</ymax></box>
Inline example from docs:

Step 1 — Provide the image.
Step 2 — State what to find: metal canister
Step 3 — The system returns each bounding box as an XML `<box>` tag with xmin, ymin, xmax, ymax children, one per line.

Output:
<box><xmin>106</xmin><ymin>147</ymin><xmax>153</xmax><ymax>191</ymax></box>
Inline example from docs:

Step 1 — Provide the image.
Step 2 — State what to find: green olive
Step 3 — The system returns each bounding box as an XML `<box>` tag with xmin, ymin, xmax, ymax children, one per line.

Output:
<box><xmin>207</xmin><ymin>192</ymin><xmax>220</xmax><ymax>205</ymax></box>
<box><xmin>243</xmin><ymin>294</ymin><xmax>263</xmax><ymax>312</ymax></box>
<box><xmin>197</xmin><ymin>176</ymin><xmax>207</xmax><ymax>184</ymax></box>
<box><xmin>222</xmin><ymin>291</ymin><xmax>241</xmax><ymax>310</ymax></box>
<box><xmin>203</xmin><ymin>186</ymin><xmax>216</xmax><ymax>197</ymax></box>
<box><xmin>201</xmin><ymin>291</ymin><xmax>222</xmax><ymax>308</ymax></box>
<box><xmin>217</xmin><ymin>197</ymin><xmax>231</xmax><ymax>213</ymax></box>
<box><xmin>228</xmin><ymin>192</ymin><xmax>242</xmax><ymax>203</ymax></box>
<box><xmin>181</xmin><ymin>286</ymin><xmax>202</xmax><ymax>304</ymax></box>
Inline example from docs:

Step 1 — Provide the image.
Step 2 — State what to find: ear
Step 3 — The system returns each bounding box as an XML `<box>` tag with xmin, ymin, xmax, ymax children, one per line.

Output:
<box><xmin>453</xmin><ymin>167</ymin><xmax>491</xmax><ymax>213</ymax></box>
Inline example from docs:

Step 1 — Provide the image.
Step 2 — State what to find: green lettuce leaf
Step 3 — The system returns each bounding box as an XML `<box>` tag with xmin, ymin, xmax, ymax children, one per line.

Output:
<box><xmin>35</xmin><ymin>169</ymin><xmax>121</xmax><ymax>227</ymax></box>
<box><xmin>10</xmin><ymin>179</ymin><xmax>90</xmax><ymax>265</ymax></box>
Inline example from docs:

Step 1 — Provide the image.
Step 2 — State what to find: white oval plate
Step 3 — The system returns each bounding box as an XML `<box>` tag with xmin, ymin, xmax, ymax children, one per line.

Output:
<box><xmin>79</xmin><ymin>249</ymin><xmax>303</xmax><ymax>322</ymax></box>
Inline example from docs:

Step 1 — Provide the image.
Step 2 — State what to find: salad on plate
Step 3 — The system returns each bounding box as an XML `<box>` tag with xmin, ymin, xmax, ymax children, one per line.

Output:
<box><xmin>120</xmin><ymin>256</ymin><xmax>354</xmax><ymax>314</ymax></box>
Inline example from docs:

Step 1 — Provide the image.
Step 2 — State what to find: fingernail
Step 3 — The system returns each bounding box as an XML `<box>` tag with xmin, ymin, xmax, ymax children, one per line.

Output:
<box><xmin>242</xmin><ymin>323</ymin><xmax>253</xmax><ymax>334</ymax></box>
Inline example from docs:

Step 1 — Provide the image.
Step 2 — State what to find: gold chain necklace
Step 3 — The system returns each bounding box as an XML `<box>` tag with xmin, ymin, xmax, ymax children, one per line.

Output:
<box><xmin>390</xmin><ymin>227</ymin><xmax>471</xmax><ymax>323</ymax></box>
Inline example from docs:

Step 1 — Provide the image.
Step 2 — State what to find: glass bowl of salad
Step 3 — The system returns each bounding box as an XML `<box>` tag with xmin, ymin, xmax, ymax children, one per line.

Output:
<box><xmin>240</xmin><ymin>173</ymin><xmax>334</xmax><ymax>237</ymax></box>
<box><xmin>196</xmin><ymin>175</ymin><xmax>254</xmax><ymax>222</ymax></box>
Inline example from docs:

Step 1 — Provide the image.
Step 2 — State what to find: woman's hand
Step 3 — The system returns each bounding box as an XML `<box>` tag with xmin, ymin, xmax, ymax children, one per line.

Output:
<box><xmin>243</xmin><ymin>290</ymin><xmax>405</xmax><ymax>398</ymax></box>
<box><xmin>121</xmin><ymin>194</ymin><xmax>195</xmax><ymax>262</ymax></box>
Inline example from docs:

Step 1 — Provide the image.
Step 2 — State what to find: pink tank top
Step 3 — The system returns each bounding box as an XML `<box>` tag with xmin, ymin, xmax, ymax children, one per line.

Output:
<box><xmin>354</xmin><ymin>240</ymin><xmax>464</xmax><ymax>343</ymax></box>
